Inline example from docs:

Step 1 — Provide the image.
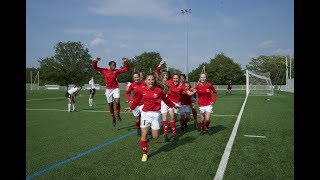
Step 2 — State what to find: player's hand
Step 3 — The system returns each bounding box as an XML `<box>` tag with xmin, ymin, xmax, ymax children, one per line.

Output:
<box><xmin>160</xmin><ymin>60</ymin><xmax>165</xmax><ymax>66</ymax></box>
<box><xmin>124</xmin><ymin>107</ymin><xmax>132</xmax><ymax>113</ymax></box>
<box><xmin>96</xmin><ymin>57</ymin><xmax>101</xmax><ymax>61</ymax></box>
<box><xmin>174</xmin><ymin>104</ymin><xmax>181</xmax><ymax>109</ymax></box>
<box><xmin>122</xmin><ymin>57</ymin><xmax>127</xmax><ymax>61</ymax></box>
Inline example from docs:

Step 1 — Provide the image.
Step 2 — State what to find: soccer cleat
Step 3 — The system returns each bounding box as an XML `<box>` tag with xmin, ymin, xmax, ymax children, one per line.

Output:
<box><xmin>116</xmin><ymin>115</ymin><xmax>122</xmax><ymax>122</ymax></box>
<box><xmin>141</xmin><ymin>154</ymin><xmax>148</xmax><ymax>162</ymax></box>
<box><xmin>180</xmin><ymin>126</ymin><xmax>186</xmax><ymax>131</ymax></box>
<box><xmin>112</xmin><ymin>118</ymin><xmax>116</xmax><ymax>127</ymax></box>
<box><xmin>200</xmin><ymin>131</ymin><xmax>204</xmax><ymax>136</ymax></box>
<box><xmin>163</xmin><ymin>134</ymin><xmax>169</xmax><ymax>142</ymax></box>
<box><xmin>207</xmin><ymin>127</ymin><xmax>213</xmax><ymax>135</ymax></box>
<box><xmin>172</xmin><ymin>134</ymin><xmax>178</xmax><ymax>141</ymax></box>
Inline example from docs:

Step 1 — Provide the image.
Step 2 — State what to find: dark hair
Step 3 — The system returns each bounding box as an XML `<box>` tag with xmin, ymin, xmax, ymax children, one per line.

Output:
<box><xmin>132</xmin><ymin>71</ymin><xmax>141</xmax><ymax>81</ymax></box>
<box><xmin>109</xmin><ymin>61</ymin><xmax>116</xmax><ymax>66</ymax></box>
<box><xmin>160</xmin><ymin>70</ymin><xmax>170</xmax><ymax>79</ymax></box>
<box><xmin>180</xmin><ymin>74</ymin><xmax>186</xmax><ymax>79</ymax></box>
<box><xmin>132</xmin><ymin>71</ymin><xmax>140</xmax><ymax>76</ymax></box>
<box><xmin>146</xmin><ymin>72</ymin><xmax>170</xmax><ymax>94</ymax></box>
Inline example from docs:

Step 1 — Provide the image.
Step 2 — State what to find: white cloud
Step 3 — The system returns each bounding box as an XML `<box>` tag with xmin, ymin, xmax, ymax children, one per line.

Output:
<box><xmin>90</xmin><ymin>37</ymin><xmax>106</xmax><ymax>47</ymax></box>
<box><xmin>119</xmin><ymin>43</ymin><xmax>128</xmax><ymax>48</ymax></box>
<box><xmin>273</xmin><ymin>48</ymin><xmax>291</xmax><ymax>56</ymax></box>
<box><xmin>257</xmin><ymin>40</ymin><xmax>276</xmax><ymax>49</ymax></box>
<box><xmin>89</xmin><ymin>0</ymin><xmax>184</xmax><ymax>22</ymax></box>
<box><xmin>64</xmin><ymin>29</ymin><xmax>102</xmax><ymax>36</ymax></box>
<box><xmin>216</xmin><ymin>12</ymin><xmax>237</xmax><ymax>27</ymax></box>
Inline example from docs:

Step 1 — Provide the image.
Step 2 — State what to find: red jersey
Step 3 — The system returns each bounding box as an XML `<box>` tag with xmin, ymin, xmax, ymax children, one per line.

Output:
<box><xmin>156</xmin><ymin>66</ymin><xmax>161</xmax><ymax>75</ymax></box>
<box><xmin>167</xmin><ymin>81</ymin><xmax>188</xmax><ymax>103</ymax></box>
<box><xmin>125</xmin><ymin>81</ymin><xmax>146</xmax><ymax>106</ymax></box>
<box><xmin>156</xmin><ymin>66</ymin><xmax>172</xmax><ymax>83</ymax></box>
<box><xmin>92</xmin><ymin>60</ymin><xmax>130</xmax><ymax>89</ymax></box>
<box><xmin>130</xmin><ymin>86</ymin><xmax>175</xmax><ymax>112</ymax></box>
<box><xmin>180</xmin><ymin>84</ymin><xmax>192</xmax><ymax>105</ymax></box>
<box><xmin>194</xmin><ymin>82</ymin><xmax>217</xmax><ymax>107</ymax></box>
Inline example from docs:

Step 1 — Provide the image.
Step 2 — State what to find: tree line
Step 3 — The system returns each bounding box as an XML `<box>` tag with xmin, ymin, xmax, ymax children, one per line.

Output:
<box><xmin>26</xmin><ymin>41</ymin><xmax>294</xmax><ymax>86</ymax></box>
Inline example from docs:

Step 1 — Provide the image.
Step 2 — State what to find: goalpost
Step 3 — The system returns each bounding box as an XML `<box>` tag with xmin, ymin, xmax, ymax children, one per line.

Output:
<box><xmin>30</xmin><ymin>71</ymin><xmax>40</xmax><ymax>90</ymax></box>
<box><xmin>246</xmin><ymin>70</ymin><xmax>274</xmax><ymax>97</ymax></box>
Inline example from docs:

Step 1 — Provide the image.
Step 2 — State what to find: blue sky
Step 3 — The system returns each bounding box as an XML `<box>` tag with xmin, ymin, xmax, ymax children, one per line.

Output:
<box><xmin>26</xmin><ymin>0</ymin><xmax>293</xmax><ymax>72</ymax></box>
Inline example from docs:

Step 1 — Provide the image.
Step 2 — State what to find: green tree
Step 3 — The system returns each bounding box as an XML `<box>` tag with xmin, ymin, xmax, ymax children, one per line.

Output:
<box><xmin>189</xmin><ymin>53</ymin><xmax>245</xmax><ymax>84</ymax></box>
<box><xmin>117</xmin><ymin>52</ymin><xmax>181</xmax><ymax>82</ymax></box>
<box><xmin>245</xmin><ymin>55</ymin><xmax>293</xmax><ymax>85</ymax></box>
<box><xmin>38</xmin><ymin>41</ymin><xmax>93</xmax><ymax>85</ymax></box>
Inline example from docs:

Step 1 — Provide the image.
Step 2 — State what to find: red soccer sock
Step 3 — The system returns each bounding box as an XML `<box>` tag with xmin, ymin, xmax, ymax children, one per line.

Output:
<box><xmin>180</xmin><ymin>118</ymin><xmax>185</xmax><ymax>127</ymax></box>
<box><xmin>140</xmin><ymin>140</ymin><xmax>148</xmax><ymax>154</ymax></box>
<box><xmin>116</xmin><ymin>104</ymin><xmax>120</xmax><ymax>116</ymax></box>
<box><xmin>192</xmin><ymin>108</ymin><xmax>197</xmax><ymax>119</ymax></box>
<box><xmin>170</xmin><ymin>122</ymin><xmax>177</xmax><ymax>135</ymax></box>
<box><xmin>205</xmin><ymin>121</ymin><xmax>210</xmax><ymax>129</ymax></box>
<box><xmin>162</xmin><ymin>121</ymin><xmax>168</xmax><ymax>135</ymax></box>
<box><xmin>200</xmin><ymin>121</ymin><xmax>205</xmax><ymax>132</ymax></box>
<box><xmin>135</xmin><ymin>121</ymin><xmax>140</xmax><ymax>130</ymax></box>
<box><xmin>109</xmin><ymin>106</ymin><xmax>115</xmax><ymax>118</ymax></box>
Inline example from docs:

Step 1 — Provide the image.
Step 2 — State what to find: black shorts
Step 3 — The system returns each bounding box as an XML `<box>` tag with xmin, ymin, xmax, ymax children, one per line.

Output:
<box><xmin>227</xmin><ymin>86</ymin><xmax>232</xmax><ymax>90</ymax></box>
<box><xmin>90</xmin><ymin>89</ymin><xmax>96</xmax><ymax>96</ymax></box>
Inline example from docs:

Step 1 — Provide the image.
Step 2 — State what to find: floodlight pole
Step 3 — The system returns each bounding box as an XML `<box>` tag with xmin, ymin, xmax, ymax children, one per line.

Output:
<box><xmin>30</xmin><ymin>71</ymin><xmax>33</xmax><ymax>90</ymax></box>
<box><xmin>181</xmin><ymin>9</ymin><xmax>191</xmax><ymax>81</ymax></box>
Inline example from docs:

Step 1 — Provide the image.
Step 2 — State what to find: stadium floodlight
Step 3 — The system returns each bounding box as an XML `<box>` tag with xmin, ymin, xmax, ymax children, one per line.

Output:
<box><xmin>181</xmin><ymin>8</ymin><xmax>191</xmax><ymax>81</ymax></box>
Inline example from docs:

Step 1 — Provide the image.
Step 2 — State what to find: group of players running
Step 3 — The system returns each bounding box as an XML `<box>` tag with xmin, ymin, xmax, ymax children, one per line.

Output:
<box><xmin>67</xmin><ymin>57</ymin><xmax>218</xmax><ymax>162</ymax></box>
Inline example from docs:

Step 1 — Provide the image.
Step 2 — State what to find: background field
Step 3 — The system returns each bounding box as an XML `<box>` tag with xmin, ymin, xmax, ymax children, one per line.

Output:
<box><xmin>26</xmin><ymin>89</ymin><xmax>293</xmax><ymax>179</ymax></box>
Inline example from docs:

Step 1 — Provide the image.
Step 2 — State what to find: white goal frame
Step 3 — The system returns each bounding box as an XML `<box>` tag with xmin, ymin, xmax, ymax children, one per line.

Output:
<box><xmin>30</xmin><ymin>71</ymin><xmax>39</xmax><ymax>90</ymax></box>
<box><xmin>246</xmin><ymin>70</ymin><xmax>274</xmax><ymax>97</ymax></box>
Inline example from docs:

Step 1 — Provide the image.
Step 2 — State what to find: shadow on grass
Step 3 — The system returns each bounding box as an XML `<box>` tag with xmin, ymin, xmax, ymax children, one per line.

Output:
<box><xmin>117</xmin><ymin>124</ymin><xmax>136</xmax><ymax>131</ymax></box>
<box><xmin>211</xmin><ymin>124</ymin><xmax>227</xmax><ymax>134</ymax></box>
<box><xmin>148</xmin><ymin>135</ymin><xmax>196</xmax><ymax>158</ymax></box>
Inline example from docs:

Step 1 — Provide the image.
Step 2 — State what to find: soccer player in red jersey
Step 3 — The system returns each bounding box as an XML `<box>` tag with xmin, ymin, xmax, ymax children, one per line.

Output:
<box><xmin>179</xmin><ymin>74</ymin><xmax>199</xmax><ymax>130</ymax></box>
<box><xmin>156</xmin><ymin>60</ymin><xmax>196</xmax><ymax>140</ymax></box>
<box><xmin>194</xmin><ymin>73</ymin><xmax>217</xmax><ymax>135</ymax></box>
<box><xmin>125</xmin><ymin>73</ymin><xmax>179</xmax><ymax>162</ymax></box>
<box><xmin>125</xmin><ymin>72</ymin><xmax>147</xmax><ymax>136</ymax></box>
<box><xmin>92</xmin><ymin>57</ymin><xmax>130</xmax><ymax>127</ymax></box>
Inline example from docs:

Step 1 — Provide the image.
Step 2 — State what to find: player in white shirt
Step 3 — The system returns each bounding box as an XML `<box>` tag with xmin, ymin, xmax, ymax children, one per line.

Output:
<box><xmin>66</xmin><ymin>85</ymin><xmax>82</xmax><ymax>112</ymax></box>
<box><xmin>89</xmin><ymin>77</ymin><xmax>96</xmax><ymax>106</ymax></box>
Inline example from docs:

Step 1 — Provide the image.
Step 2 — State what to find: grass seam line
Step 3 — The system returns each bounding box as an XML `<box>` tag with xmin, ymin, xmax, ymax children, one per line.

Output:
<box><xmin>26</xmin><ymin>130</ymin><xmax>136</xmax><ymax>179</ymax></box>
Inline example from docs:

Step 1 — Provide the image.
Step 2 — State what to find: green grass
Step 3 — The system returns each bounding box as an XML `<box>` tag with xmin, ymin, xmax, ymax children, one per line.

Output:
<box><xmin>26</xmin><ymin>89</ymin><xmax>293</xmax><ymax>179</ymax></box>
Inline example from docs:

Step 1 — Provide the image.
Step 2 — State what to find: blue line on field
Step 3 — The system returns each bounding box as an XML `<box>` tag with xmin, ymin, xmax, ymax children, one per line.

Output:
<box><xmin>26</xmin><ymin>130</ymin><xmax>136</xmax><ymax>180</ymax></box>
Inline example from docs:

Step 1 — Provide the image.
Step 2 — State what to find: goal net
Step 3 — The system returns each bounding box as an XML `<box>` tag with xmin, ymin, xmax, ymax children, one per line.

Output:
<box><xmin>246</xmin><ymin>70</ymin><xmax>274</xmax><ymax>96</ymax></box>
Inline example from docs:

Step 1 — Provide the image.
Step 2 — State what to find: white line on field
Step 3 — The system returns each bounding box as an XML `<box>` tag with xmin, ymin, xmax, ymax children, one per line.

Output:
<box><xmin>26</xmin><ymin>97</ymin><xmax>66</xmax><ymax>101</ymax></box>
<box><xmin>26</xmin><ymin>108</ymin><xmax>237</xmax><ymax>117</ymax></box>
<box><xmin>244</xmin><ymin>135</ymin><xmax>266</xmax><ymax>138</ymax></box>
<box><xmin>26</xmin><ymin>94</ymin><xmax>105</xmax><ymax>101</ymax></box>
<box><xmin>213</xmin><ymin>95</ymin><xmax>248</xmax><ymax>180</ymax></box>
